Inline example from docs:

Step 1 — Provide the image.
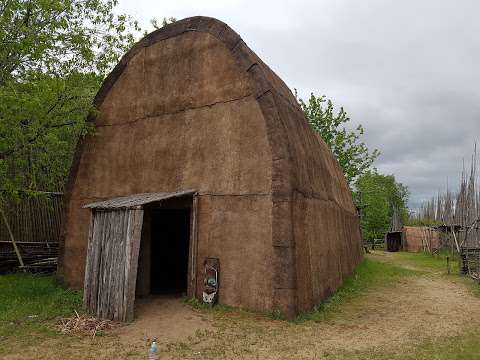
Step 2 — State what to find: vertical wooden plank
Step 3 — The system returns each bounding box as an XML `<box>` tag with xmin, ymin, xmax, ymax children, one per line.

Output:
<box><xmin>112</xmin><ymin>209</ymin><xmax>126</xmax><ymax>320</ymax></box>
<box><xmin>124</xmin><ymin>209</ymin><xmax>144</xmax><ymax>322</ymax></box>
<box><xmin>95</xmin><ymin>211</ymin><xmax>104</xmax><ymax>318</ymax></box>
<box><xmin>117</xmin><ymin>209</ymin><xmax>129</xmax><ymax>320</ymax></box>
<box><xmin>101</xmin><ymin>210</ymin><xmax>115</xmax><ymax>318</ymax></box>
<box><xmin>89</xmin><ymin>211</ymin><xmax>100</xmax><ymax>315</ymax></box>
<box><xmin>103</xmin><ymin>210</ymin><xmax>117</xmax><ymax>319</ymax></box>
<box><xmin>136</xmin><ymin>210</ymin><xmax>151</xmax><ymax>298</ymax></box>
<box><xmin>94</xmin><ymin>211</ymin><xmax>107</xmax><ymax>316</ymax></box>
<box><xmin>110</xmin><ymin>210</ymin><xmax>119</xmax><ymax>320</ymax></box>
<box><xmin>187</xmin><ymin>194</ymin><xmax>199</xmax><ymax>298</ymax></box>
<box><xmin>82</xmin><ymin>211</ymin><xmax>95</xmax><ymax>310</ymax></box>
<box><xmin>114</xmin><ymin>210</ymin><xmax>124</xmax><ymax>320</ymax></box>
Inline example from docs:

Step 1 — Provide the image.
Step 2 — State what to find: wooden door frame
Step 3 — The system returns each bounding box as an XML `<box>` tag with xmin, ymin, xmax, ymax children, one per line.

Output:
<box><xmin>187</xmin><ymin>193</ymin><xmax>199</xmax><ymax>298</ymax></box>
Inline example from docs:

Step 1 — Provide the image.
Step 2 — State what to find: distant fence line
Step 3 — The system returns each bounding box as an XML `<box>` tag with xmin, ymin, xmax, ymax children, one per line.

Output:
<box><xmin>0</xmin><ymin>193</ymin><xmax>64</xmax><ymax>244</ymax></box>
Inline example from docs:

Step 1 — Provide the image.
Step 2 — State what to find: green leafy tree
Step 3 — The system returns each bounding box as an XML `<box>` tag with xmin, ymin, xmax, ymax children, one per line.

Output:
<box><xmin>355</xmin><ymin>170</ymin><xmax>409</xmax><ymax>240</ymax></box>
<box><xmin>0</xmin><ymin>72</ymin><xmax>101</xmax><ymax>194</ymax></box>
<box><xmin>0</xmin><ymin>0</ymin><xmax>140</xmax><ymax>85</ymax></box>
<box><xmin>0</xmin><ymin>0</ymin><xmax>141</xmax><ymax>196</ymax></box>
<box><xmin>298</xmin><ymin>92</ymin><xmax>380</xmax><ymax>186</ymax></box>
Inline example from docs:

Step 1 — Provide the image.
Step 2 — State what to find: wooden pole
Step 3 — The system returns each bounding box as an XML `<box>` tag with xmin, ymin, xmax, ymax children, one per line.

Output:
<box><xmin>452</xmin><ymin>228</ymin><xmax>460</xmax><ymax>253</ymax></box>
<box><xmin>0</xmin><ymin>204</ymin><xmax>25</xmax><ymax>268</ymax></box>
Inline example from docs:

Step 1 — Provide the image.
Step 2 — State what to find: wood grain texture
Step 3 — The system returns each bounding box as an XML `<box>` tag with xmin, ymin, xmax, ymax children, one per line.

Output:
<box><xmin>83</xmin><ymin>209</ymin><xmax>144</xmax><ymax>321</ymax></box>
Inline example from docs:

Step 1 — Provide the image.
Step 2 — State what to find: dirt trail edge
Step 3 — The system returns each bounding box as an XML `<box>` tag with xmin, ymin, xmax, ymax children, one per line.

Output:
<box><xmin>3</xmin><ymin>252</ymin><xmax>480</xmax><ymax>359</ymax></box>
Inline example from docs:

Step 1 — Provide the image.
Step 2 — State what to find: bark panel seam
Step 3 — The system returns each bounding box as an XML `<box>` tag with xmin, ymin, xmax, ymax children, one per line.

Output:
<box><xmin>70</xmin><ymin>193</ymin><xmax>272</xmax><ymax>202</ymax></box>
<box><xmin>293</xmin><ymin>189</ymin><xmax>357</xmax><ymax>216</ymax></box>
<box><xmin>97</xmin><ymin>94</ymin><xmax>254</xmax><ymax>128</ymax></box>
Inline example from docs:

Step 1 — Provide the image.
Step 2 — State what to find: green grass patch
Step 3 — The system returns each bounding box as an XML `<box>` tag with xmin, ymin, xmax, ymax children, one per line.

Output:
<box><xmin>0</xmin><ymin>273</ymin><xmax>82</xmax><ymax>355</ymax></box>
<box><xmin>183</xmin><ymin>296</ymin><xmax>264</xmax><ymax>319</ymax></box>
<box><xmin>0</xmin><ymin>273</ymin><xmax>82</xmax><ymax>323</ymax></box>
<box><xmin>392</xmin><ymin>250</ymin><xmax>459</xmax><ymax>273</ymax></box>
<box><xmin>346</xmin><ymin>329</ymin><xmax>480</xmax><ymax>359</ymax></box>
<box><xmin>388</xmin><ymin>251</ymin><xmax>480</xmax><ymax>298</ymax></box>
<box><xmin>298</xmin><ymin>257</ymin><xmax>415</xmax><ymax>322</ymax></box>
<box><xmin>183</xmin><ymin>296</ymin><xmax>233</xmax><ymax>312</ymax></box>
<box><xmin>184</xmin><ymin>258</ymin><xmax>416</xmax><ymax>323</ymax></box>
<box><xmin>410</xmin><ymin>329</ymin><xmax>480</xmax><ymax>360</ymax></box>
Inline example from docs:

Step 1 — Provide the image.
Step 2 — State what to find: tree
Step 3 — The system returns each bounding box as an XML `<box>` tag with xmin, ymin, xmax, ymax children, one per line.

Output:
<box><xmin>0</xmin><ymin>0</ymin><xmax>140</xmax><ymax>85</ymax></box>
<box><xmin>0</xmin><ymin>72</ymin><xmax>101</xmax><ymax>193</ymax></box>
<box><xmin>355</xmin><ymin>170</ymin><xmax>409</xmax><ymax>241</ymax></box>
<box><xmin>297</xmin><ymin>92</ymin><xmax>380</xmax><ymax>186</ymax></box>
<box><xmin>0</xmin><ymin>0</ymin><xmax>141</xmax><ymax>196</ymax></box>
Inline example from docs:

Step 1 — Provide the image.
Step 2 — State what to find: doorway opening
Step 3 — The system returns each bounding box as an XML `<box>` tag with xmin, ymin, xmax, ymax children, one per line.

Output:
<box><xmin>136</xmin><ymin>195</ymin><xmax>195</xmax><ymax>299</ymax></box>
<box><xmin>150</xmin><ymin>208</ymin><xmax>190</xmax><ymax>294</ymax></box>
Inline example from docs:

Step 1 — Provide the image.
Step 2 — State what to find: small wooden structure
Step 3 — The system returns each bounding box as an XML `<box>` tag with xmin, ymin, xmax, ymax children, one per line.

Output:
<box><xmin>402</xmin><ymin>226</ymin><xmax>441</xmax><ymax>253</ymax></box>
<box><xmin>83</xmin><ymin>191</ymin><xmax>196</xmax><ymax>322</ymax></box>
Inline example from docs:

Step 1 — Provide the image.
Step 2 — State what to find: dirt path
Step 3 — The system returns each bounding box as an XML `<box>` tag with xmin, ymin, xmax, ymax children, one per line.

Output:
<box><xmin>114</xmin><ymin>295</ymin><xmax>212</xmax><ymax>345</ymax></box>
<box><xmin>3</xmin><ymin>252</ymin><xmax>480</xmax><ymax>359</ymax></box>
<box><xmin>150</xmin><ymin>252</ymin><xmax>480</xmax><ymax>359</ymax></box>
<box><xmin>298</xmin><ymin>275</ymin><xmax>480</xmax><ymax>354</ymax></box>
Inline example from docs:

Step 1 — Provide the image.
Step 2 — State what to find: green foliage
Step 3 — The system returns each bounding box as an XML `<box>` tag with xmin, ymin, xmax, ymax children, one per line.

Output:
<box><xmin>355</xmin><ymin>170</ymin><xmax>409</xmax><ymax>240</ymax></box>
<box><xmin>0</xmin><ymin>0</ymin><xmax>141</xmax><ymax>196</ymax></box>
<box><xmin>405</xmin><ymin>217</ymin><xmax>442</xmax><ymax>227</ymax></box>
<box><xmin>0</xmin><ymin>0</ymin><xmax>140</xmax><ymax>85</ymax></box>
<box><xmin>0</xmin><ymin>72</ymin><xmax>100</xmax><ymax>193</ymax></box>
<box><xmin>0</xmin><ymin>273</ymin><xmax>82</xmax><ymax>322</ymax></box>
<box><xmin>298</xmin><ymin>92</ymin><xmax>380</xmax><ymax>186</ymax></box>
<box><xmin>298</xmin><ymin>257</ymin><xmax>415</xmax><ymax>322</ymax></box>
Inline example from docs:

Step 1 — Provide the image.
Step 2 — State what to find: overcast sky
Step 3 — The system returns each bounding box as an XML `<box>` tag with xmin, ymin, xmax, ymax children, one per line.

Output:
<box><xmin>119</xmin><ymin>0</ymin><xmax>480</xmax><ymax>208</ymax></box>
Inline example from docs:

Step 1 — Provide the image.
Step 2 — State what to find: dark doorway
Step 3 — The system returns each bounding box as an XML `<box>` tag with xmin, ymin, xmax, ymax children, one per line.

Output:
<box><xmin>150</xmin><ymin>208</ymin><xmax>191</xmax><ymax>294</ymax></box>
<box><xmin>385</xmin><ymin>231</ymin><xmax>402</xmax><ymax>252</ymax></box>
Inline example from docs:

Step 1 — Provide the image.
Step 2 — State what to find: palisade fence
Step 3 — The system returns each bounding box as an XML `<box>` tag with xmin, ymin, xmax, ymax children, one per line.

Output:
<box><xmin>415</xmin><ymin>147</ymin><xmax>480</xmax><ymax>280</ymax></box>
<box><xmin>0</xmin><ymin>193</ymin><xmax>63</xmax><ymax>272</ymax></box>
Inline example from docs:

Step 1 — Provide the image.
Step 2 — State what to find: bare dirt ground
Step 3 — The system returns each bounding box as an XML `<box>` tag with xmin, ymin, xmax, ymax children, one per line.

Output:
<box><xmin>3</xmin><ymin>252</ymin><xmax>480</xmax><ymax>359</ymax></box>
<box><xmin>114</xmin><ymin>295</ymin><xmax>212</xmax><ymax>345</ymax></box>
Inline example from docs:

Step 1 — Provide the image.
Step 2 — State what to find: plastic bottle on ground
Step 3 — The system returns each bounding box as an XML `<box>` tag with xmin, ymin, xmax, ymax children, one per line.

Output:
<box><xmin>148</xmin><ymin>338</ymin><xmax>158</xmax><ymax>360</ymax></box>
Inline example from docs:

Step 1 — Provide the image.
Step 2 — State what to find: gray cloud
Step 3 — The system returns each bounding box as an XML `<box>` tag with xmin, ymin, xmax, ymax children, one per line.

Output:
<box><xmin>119</xmin><ymin>0</ymin><xmax>480</xmax><ymax>208</ymax></box>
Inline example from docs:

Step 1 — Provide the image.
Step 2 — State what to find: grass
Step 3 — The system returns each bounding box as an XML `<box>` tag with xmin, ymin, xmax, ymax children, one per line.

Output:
<box><xmin>183</xmin><ymin>296</ymin><xmax>279</xmax><ymax>321</ymax></box>
<box><xmin>0</xmin><ymin>272</ymin><xmax>82</xmax><ymax>322</ymax></box>
<box><xmin>1</xmin><ymin>252</ymin><xmax>480</xmax><ymax>359</ymax></box>
<box><xmin>185</xmin><ymin>256</ymin><xmax>420</xmax><ymax>323</ymax></box>
<box><xmin>0</xmin><ymin>273</ymin><xmax>83</xmax><ymax>356</ymax></box>
<box><xmin>391</xmin><ymin>250</ymin><xmax>460</xmax><ymax>273</ymax></box>
<box><xmin>380</xmin><ymin>250</ymin><xmax>480</xmax><ymax>299</ymax></box>
<box><xmin>346</xmin><ymin>330</ymin><xmax>480</xmax><ymax>360</ymax></box>
<box><xmin>411</xmin><ymin>330</ymin><xmax>480</xmax><ymax>360</ymax></box>
<box><xmin>298</xmin><ymin>257</ymin><xmax>416</xmax><ymax>322</ymax></box>
<box><xmin>183</xmin><ymin>256</ymin><xmax>418</xmax><ymax>322</ymax></box>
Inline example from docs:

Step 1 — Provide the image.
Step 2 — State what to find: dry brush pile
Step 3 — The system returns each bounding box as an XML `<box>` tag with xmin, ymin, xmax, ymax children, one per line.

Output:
<box><xmin>56</xmin><ymin>310</ymin><xmax>116</xmax><ymax>338</ymax></box>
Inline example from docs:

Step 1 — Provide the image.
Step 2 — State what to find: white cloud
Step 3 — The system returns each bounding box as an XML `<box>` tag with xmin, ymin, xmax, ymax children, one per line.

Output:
<box><xmin>118</xmin><ymin>0</ymin><xmax>480</xmax><ymax>207</ymax></box>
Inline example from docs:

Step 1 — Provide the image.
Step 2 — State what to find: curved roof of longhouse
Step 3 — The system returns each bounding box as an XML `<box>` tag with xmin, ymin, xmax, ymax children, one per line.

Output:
<box><xmin>91</xmin><ymin>16</ymin><xmax>356</xmax><ymax>215</ymax></box>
